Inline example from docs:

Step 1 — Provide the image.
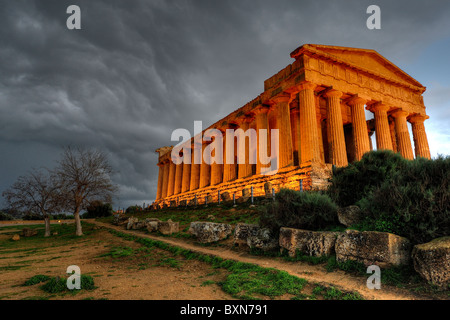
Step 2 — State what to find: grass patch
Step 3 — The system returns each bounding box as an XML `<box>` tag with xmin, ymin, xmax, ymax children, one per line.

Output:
<box><xmin>221</xmin><ymin>268</ymin><xmax>307</xmax><ymax>300</ymax></box>
<box><xmin>40</xmin><ymin>275</ymin><xmax>96</xmax><ymax>294</ymax></box>
<box><xmin>311</xmin><ymin>285</ymin><xmax>363</xmax><ymax>300</ymax></box>
<box><xmin>108</xmin><ymin>229</ymin><xmax>310</xmax><ymax>300</ymax></box>
<box><xmin>0</xmin><ymin>265</ymin><xmax>30</xmax><ymax>271</ymax></box>
<box><xmin>156</xmin><ymin>257</ymin><xmax>182</xmax><ymax>269</ymax></box>
<box><xmin>282</xmin><ymin>250</ymin><xmax>330</xmax><ymax>265</ymax></box>
<box><xmin>23</xmin><ymin>275</ymin><xmax>51</xmax><ymax>286</ymax></box>
<box><xmin>380</xmin><ymin>265</ymin><xmax>422</xmax><ymax>288</ymax></box>
<box><xmin>325</xmin><ymin>256</ymin><xmax>366</xmax><ymax>274</ymax></box>
<box><xmin>99</xmin><ymin>246</ymin><xmax>135</xmax><ymax>259</ymax></box>
<box><xmin>322</xmin><ymin>286</ymin><xmax>363</xmax><ymax>300</ymax></box>
<box><xmin>0</xmin><ymin>222</ymin><xmax>99</xmax><ymax>256</ymax></box>
<box><xmin>200</xmin><ymin>280</ymin><xmax>216</xmax><ymax>287</ymax></box>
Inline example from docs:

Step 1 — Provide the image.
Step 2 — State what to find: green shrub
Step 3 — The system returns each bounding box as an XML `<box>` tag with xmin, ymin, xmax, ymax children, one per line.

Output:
<box><xmin>259</xmin><ymin>189</ymin><xmax>338</xmax><ymax>236</ymax></box>
<box><xmin>357</xmin><ymin>156</ymin><xmax>450</xmax><ymax>244</ymax></box>
<box><xmin>82</xmin><ymin>201</ymin><xmax>113</xmax><ymax>218</ymax></box>
<box><xmin>0</xmin><ymin>211</ymin><xmax>14</xmax><ymax>221</ymax></box>
<box><xmin>125</xmin><ymin>205</ymin><xmax>142</xmax><ymax>215</ymax></box>
<box><xmin>328</xmin><ymin>150</ymin><xmax>406</xmax><ymax>207</ymax></box>
<box><xmin>22</xmin><ymin>212</ymin><xmax>42</xmax><ymax>220</ymax></box>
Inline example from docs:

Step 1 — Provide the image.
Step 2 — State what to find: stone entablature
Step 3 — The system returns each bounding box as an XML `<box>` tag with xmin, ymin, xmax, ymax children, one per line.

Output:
<box><xmin>153</xmin><ymin>44</ymin><xmax>432</xmax><ymax>206</ymax></box>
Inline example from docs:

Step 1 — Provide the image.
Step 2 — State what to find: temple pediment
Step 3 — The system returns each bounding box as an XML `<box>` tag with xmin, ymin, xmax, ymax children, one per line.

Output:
<box><xmin>291</xmin><ymin>44</ymin><xmax>424</xmax><ymax>90</ymax></box>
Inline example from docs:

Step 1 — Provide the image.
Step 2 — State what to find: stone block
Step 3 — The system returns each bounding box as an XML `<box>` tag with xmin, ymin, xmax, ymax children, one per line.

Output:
<box><xmin>247</xmin><ymin>228</ymin><xmax>278</xmax><ymax>251</ymax></box>
<box><xmin>131</xmin><ymin>221</ymin><xmax>146</xmax><ymax>230</ymax></box>
<box><xmin>264</xmin><ymin>182</ymin><xmax>273</xmax><ymax>197</ymax></box>
<box><xmin>144</xmin><ymin>218</ymin><xmax>161</xmax><ymax>233</ymax></box>
<box><xmin>146</xmin><ymin>221</ymin><xmax>159</xmax><ymax>233</ymax></box>
<box><xmin>113</xmin><ymin>214</ymin><xmax>128</xmax><ymax>226</ymax></box>
<box><xmin>236</xmin><ymin>189</ymin><xmax>250</xmax><ymax>203</ymax></box>
<box><xmin>279</xmin><ymin>227</ymin><xmax>340</xmax><ymax>257</ymax></box>
<box><xmin>335</xmin><ymin>230</ymin><xmax>411</xmax><ymax>267</ymax></box>
<box><xmin>158</xmin><ymin>219</ymin><xmax>179</xmax><ymax>235</ymax></box>
<box><xmin>242</xmin><ymin>188</ymin><xmax>250</xmax><ymax>197</ymax></box>
<box><xmin>412</xmin><ymin>237</ymin><xmax>450</xmax><ymax>288</ymax></box>
<box><xmin>189</xmin><ymin>221</ymin><xmax>233</xmax><ymax>243</ymax></box>
<box><xmin>126</xmin><ymin>217</ymin><xmax>138</xmax><ymax>230</ymax></box>
<box><xmin>220</xmin><ymin>191</ymin><xmax>231</xmax><ymax>201</ymax></box>
<box><xmin>234</xmin><ymin>223</ymin><xmax>260</xmax><ymax>246</ymax></box>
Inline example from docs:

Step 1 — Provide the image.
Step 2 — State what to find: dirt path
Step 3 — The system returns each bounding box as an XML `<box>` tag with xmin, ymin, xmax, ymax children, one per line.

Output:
<box><xmin>91</xmin><ymin>221</ymin><xmax>425</xmax><ymax>300</ymax></box>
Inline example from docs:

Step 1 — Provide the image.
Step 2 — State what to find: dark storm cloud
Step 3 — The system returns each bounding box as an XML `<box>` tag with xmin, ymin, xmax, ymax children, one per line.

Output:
<box><xmin>1</xmin><ymin>0</ymin><xmax>450</xmax><ymax>208</ymax></box>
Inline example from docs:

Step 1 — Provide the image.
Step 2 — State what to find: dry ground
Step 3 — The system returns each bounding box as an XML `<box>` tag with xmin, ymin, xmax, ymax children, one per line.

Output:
<box><xmin>0</xmin><ymin>223</ymin><xmax>234</xmax><ymax>300</ymax></box>
<box><xmin>1</xmin><ymin>221</ymin><xmax>448</xmax><ymax>300</ymax></box>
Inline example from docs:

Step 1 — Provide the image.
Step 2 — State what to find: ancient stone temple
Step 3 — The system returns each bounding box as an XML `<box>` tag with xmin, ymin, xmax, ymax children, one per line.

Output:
<box><xmin>153</xmin><ymin>44</ymin><xmax>431</xmax><ymax>207</ymax></box>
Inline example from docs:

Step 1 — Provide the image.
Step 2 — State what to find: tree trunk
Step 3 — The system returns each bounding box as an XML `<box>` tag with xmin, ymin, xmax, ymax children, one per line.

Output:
<box><xmin>44</xmin><ymin>215</ymin><xmax>51</xmax><ymax>237</ymax></box>
<box><xmin>74</xmin><ymin>209</ymin><xmax>83</xmax><ymax>236</ymax></box>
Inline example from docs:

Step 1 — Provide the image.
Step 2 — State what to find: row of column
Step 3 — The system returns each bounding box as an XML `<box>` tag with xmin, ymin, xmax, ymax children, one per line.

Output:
<box><xmin>371</xmin><ymin>103</ymin><xmax>431</xmax><ymax>160</ymax></box>
<box><xmin>156</xmin><ymin>81</ymin><xmax>431</xmax><ymax>200</ymax></box>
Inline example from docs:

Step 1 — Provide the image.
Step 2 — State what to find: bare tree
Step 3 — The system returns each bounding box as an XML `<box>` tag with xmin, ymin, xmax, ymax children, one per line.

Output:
<box><xmin>56</xmin><ymin>147</ymin><xmax>117</xmax><ymax>236</ymax></box>
<box><xmin>2</xmin><ymin>169</ymin><xmax>62</xmax><ymax>237</ymax></box>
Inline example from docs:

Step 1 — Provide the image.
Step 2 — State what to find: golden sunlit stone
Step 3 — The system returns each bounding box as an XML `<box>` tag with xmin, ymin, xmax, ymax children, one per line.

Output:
<box><xmin>153</xmin><ymin>44</ymin><xmax>431</xmax><ymax>207</ymax></box>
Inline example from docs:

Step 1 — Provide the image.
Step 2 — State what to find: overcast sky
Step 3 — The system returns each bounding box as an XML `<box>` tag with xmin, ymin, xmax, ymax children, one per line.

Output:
<box><xmin>1</xmin><ymin>0</ymin><xmax>449</xmax><ymax>210</ymax></box>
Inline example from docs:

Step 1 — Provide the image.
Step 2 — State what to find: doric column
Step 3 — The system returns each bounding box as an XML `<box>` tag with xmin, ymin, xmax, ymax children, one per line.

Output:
<box><xmin>223</xmin><ymin>125</ymin><xmax>236</xmax><ymax>182</ymax></box>
<box><xmin>317</xmin><ymin>112</ymin><xmax>325</xmax><ymax>163</ymax></box>
<box><xmin>271</xmin><ymin>93</ymin><xmax>293</xmax><ymax>168</ymax></box>
<box><xmin>255</xmin><ymin>105</ymin><xmax>271</xmax><ymax>174</ymax></box>
<box><xmin>371</xmin><ymin>103</ymin><xmax>393</xmax><ymax>151</ymax></box>
<box><xmin>290</xmin><ymin>101</ymin><xmax>300</xmax><ymax>166</ymax></box>
<box><xmin>237</xmin><ymin>115</ymin><xmax>254</xmax><ymax>179</ymax></box>
<box><xmin>348</xmin><ymin>96</ymin><xmax>370</xmax><ymax>161</ymax></box>
<box><xmin>297</xmin><ymin>81</ymin><xmax>321</xmax><ymax>163</ymax></box>
<box><xmin>324</xmin><ymin>89</ymin><xmax>348</xmax><ymax>167</ymax></box>
<box><xmin>237</xmin><ymin>120</ymin><xmax>248</xmax><ymax>179</ymax></box>
<box><xmin>174</xmin><ymin>162</ymin><xmax>183</xmax><ymax>195</ymax></box>
<box><xmin>389</xmin><ymin>120</ymin><xmax>398</xmax><ymax>153</ymax></box>
<box><xmin>392</xmin><ymin>110</ymin><xmax>414</xmax><ymax>160</ymax></box>
<box><xmin>199</xmin><ymin>142</ymin><xmax>211</xmax><ymax>188</ymax></box>
<box><xmin>181</xmin><ymin>151</ymin><xmax>191</xmax><ymax>193</ymax></box>
<box><xmin>409</xmin><ymin>115</ymin><xmax>431</xmax><ymax>159</ymax></box>
<box><xmin>189</xmin><ymin>145</ymin><xmax>200</xmax><ymax>191</ymax></box>
<box><xmin>156</xmin><ymin>163</ymin><xmax>164</xmax><ymax>200</ymax></box>
<box><xmin>161</xmin><ymin>161</ymin><xmax>170</xmax><ymax>199</ymax></box>
<box><xmin>210</xmin><ymin>131</ymin><xmax>223</xmax><ymax>186</ymax></box>
<box><xmin>167</xmin><ymin>161</ymin><xmax>176</xmax><ymax>196</ymax></box>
